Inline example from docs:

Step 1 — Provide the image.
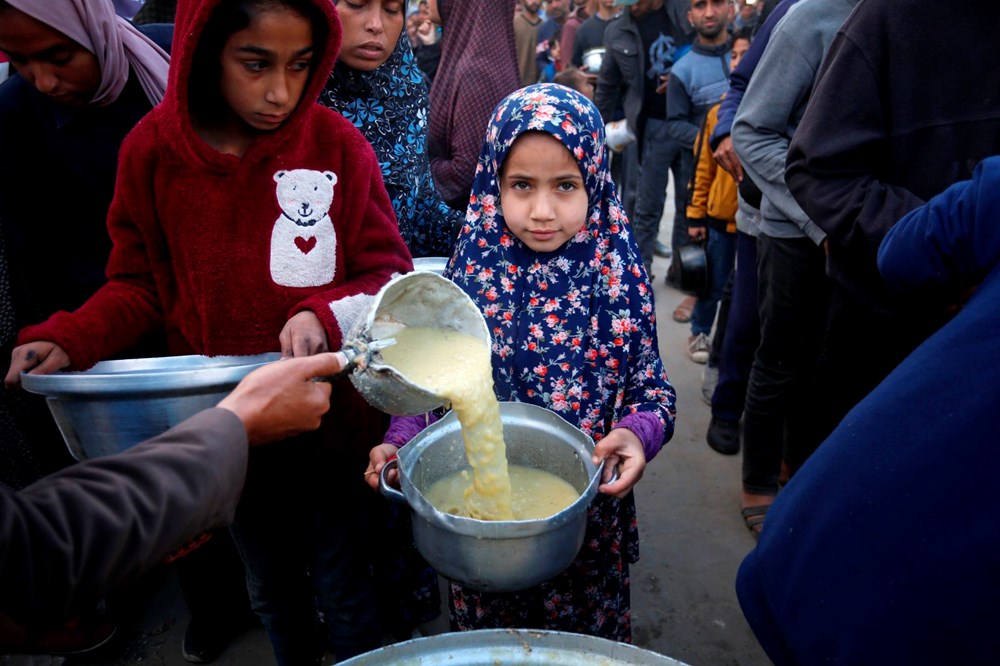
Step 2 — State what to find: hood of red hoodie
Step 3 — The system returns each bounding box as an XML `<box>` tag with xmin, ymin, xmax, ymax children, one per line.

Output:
<box><xmin>162</xmin><ymin>0</ymin><xmax>342</xmax><ymax>169</ymax></box>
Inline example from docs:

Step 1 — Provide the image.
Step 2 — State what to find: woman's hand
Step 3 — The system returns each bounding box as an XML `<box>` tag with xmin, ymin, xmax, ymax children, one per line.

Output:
<box><xmin>279</xmin><ymin>311</ymin><xmax>329</xmax><ymax>359</ymax></box>
<box><xmin>366</xmin><ymin>443</ymin><xmax>400</xmax><ymax>491</ymax></box>
<box><xmin>592</xmin><ymin>427</ymin><xmax>646</xmax><ymax>498</ymax></box>
<box><xmin>5</xmin><ymin>342</ymin><xmax>70</xmax><ymax>388</ymax></box>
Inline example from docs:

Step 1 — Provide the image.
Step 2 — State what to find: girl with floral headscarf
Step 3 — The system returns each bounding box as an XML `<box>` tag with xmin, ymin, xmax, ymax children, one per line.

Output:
<box><xmin>370</xmin><ymin>83</ymin><xmax>676</xmax><ymax>641</ymax></box>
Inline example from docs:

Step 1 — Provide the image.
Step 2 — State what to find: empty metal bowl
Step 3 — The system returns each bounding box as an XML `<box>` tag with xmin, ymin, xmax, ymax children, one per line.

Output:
<box><xmin>21</xmin><ymin>353</ymin><xmax>280</xmax><ymax>459</ymax></box>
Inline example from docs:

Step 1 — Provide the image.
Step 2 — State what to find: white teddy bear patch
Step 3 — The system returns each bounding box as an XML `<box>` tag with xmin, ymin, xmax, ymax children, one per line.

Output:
<box><xmin>269</xmin><ymin>168</ymin><xmax>338</xmax><ymax>287</ymax></box>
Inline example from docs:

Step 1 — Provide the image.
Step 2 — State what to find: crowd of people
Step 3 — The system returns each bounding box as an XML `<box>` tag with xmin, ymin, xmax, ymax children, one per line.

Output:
<box><xmin>1</xmin><ymin>0</ymin><xmax>997</xmax><ymax>663</ymax></box>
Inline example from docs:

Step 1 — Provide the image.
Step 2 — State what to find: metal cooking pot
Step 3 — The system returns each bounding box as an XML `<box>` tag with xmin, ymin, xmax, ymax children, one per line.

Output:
<box><xmin>339</xmin><ymin>628</ymin><xmax>688</xmax><ymax>665</ymax></box>
<box><xmin>666</xmin><ymin>243</ymin><xmax>708</xmax><ymax>296</ymax></box>
<box><xmin>344</xmin><ymin>271</ymin><xmax>489</xmax><ymax>416</ymax></box>
<box><xmin>582</xmin><ymin>46</ymin><xmax>605</xmax><ymax>73</ymax></box>
<box><xmin>21</xmin><ymin>353</ymin><xmax>279</xmax><ymax>459</ymax></box>
<box><xmin>410</xmin><ymin>256</ymin><xmax>448</xmax><ymax>275</ymax></box>
<box><xmin>379</xmin><ymin>402</ymin><xmax>608</xmax><ymax>592</ymax></box>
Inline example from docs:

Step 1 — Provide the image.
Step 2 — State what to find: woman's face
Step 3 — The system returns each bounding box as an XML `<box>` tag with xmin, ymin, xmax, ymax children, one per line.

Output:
<box><xmin>423</xmin><ymin>0</ymin><xmax>441</xmax><ymax>25</ymax></box>
<box><xmin>0</xmin><ymin>6</ymin><xmax>101</xmax><ymax>107</ymax></box>
<box><xmin>335</xmin><ymin>0</ymin><xmax>405</xmax><ymax>71</ymax></box>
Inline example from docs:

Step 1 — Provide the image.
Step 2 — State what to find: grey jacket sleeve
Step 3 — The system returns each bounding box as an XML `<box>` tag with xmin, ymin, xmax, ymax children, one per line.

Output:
<box><xmin>665</xmin><ymin>74</ymin><xmax>700</xmax><ymax>150</ymax></box>
<box><xmin>0</xmin><ymin>408</ymin><xmax>248</xmax><ymax>625</ymax></box>
<box><xmin>731</xmin><ymin>27</ymin><xmax>822</xmax><ymax>241</ymax></box>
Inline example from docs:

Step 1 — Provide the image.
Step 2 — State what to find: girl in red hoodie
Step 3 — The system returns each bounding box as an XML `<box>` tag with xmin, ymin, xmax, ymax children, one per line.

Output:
<box><xmin>7</xmin><ymin>0</ymin><xmax>412</xmax><ymax>662</ymax></box>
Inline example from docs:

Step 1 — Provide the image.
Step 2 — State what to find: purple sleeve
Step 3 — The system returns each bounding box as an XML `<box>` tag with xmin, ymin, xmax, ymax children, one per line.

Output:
<box><xmin>384</xmin><ymin>412</ymin><xmax>441</xmax><ymax>448</ymax></box>
<box><xmin>614</xmin><ymin>411</ymin><xmax>666</xmax><ymax>462</ymax></box>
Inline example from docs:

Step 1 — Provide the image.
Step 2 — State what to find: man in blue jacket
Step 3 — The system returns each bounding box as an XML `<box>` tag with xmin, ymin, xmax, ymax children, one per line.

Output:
<box><xmin>594</xmin><ymin>0</ymin><xmax>692</xmax><ymax>276</ymax></box>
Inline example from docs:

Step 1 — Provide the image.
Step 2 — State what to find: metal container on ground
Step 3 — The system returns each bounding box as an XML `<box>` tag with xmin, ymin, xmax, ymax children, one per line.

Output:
<box><xmin>339</xmin><ymin>628</ymin><xmax>689</xmax><ymax>665</ymax></box>
<box><xmin>21</xmin><ymin>352</ymin><xmax>279</xmax><ymax>459</ymax></box>
<box><xmin>379</xmin><ymin>402</ymin><xmax>606</xmax><ymax>592</ymax></box>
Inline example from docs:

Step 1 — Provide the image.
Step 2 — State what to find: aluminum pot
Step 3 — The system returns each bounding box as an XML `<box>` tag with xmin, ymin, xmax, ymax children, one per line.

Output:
<box><xmin>21</xmin><ymin>352</ymin><xmax>279</xmax><ymax>460</ymax></box>
<box><xmin>345</xmin><ymin>270</ymin><xmax>489</xmax><ymax>416</ymax></box>
<box><xmin>339</xmin><ymin>629</ymin><xmax>688</xmax><ymax>665</ymax></box>
<box><xmin>379</xmin><ymin>402</ymin><xmax>607</xmax><ymax>592</ymax></box>
<box><xmin>582</xmin><ymin>46</ymin><xmax>606</xmax><ymax>73</ymax></box>
<box><xmin>410</xmin><ymin>256</ymin><xmax>448</xmax><ymax>275</ymax></box>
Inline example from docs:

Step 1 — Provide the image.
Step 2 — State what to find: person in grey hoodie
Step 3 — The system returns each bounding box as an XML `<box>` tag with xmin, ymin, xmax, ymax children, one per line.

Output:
<box><xmin>729</xmin><ymin>0</ymin><xmax>859</xmax><ymax>536</ymax></box>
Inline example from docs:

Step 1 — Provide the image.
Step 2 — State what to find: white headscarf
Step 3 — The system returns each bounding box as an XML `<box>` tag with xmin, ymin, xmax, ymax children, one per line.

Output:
<box><xmin>6</xmin><ymin>0</ymin><xmax>169</xmax><ymax>106</ymax></box>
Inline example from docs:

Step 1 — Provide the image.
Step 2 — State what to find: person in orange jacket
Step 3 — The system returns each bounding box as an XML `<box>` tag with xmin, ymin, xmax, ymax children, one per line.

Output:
<box><xmin>684</xmin><ymin>32</ymin><xmax>750</xmax><ymax>364</ymax></box>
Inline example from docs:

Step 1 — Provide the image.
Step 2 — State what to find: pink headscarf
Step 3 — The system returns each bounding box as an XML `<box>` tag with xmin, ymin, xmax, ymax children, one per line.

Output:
<box><xmin>6</xmin><ymin>0</ymin><xmax>169</xmax><ymax>106</ymax></box>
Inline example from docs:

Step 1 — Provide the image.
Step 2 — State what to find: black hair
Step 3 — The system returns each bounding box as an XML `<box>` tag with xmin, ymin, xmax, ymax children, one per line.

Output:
<box><xmin>188</xmin><ymin>0</ymin><xmax>329</xmax><ymax>121</ymax></box>
<box><xmin>731</xmin><ymin>27</ymin><xmax>753</xmax><ymax>45</ymax></box>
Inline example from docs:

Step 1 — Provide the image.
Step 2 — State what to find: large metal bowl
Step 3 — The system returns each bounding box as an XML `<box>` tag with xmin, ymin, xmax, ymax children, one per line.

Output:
<box><xmin>380</xmin><ymin>402</ymin><xmax>603</xmax><ymax>592</ymax></box>
<box><xmin>410</xmin><ymin>256</ymin><xmax>449</xmax><ymax>275</ymax></box>
<box><xmin>340</xmin><ymin>629</ymin><xmax>688</xmax><ymax>665</ymax></box>
<box><xmin>21</xmin><ymin>353</ymin><xmax>280</xmax><ymax>460</ymax></box>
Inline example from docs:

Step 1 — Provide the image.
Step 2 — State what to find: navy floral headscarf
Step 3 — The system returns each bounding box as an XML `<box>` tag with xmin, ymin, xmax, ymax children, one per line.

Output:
<box><xmin>445</xmin><ymin>83</ymin><xmax>675</xmax><ymax>443</ymax></box>
<box><xmin>321</xmin><ymin>33</ymin><xmax>463</xmax><ymax>258</ymax></box>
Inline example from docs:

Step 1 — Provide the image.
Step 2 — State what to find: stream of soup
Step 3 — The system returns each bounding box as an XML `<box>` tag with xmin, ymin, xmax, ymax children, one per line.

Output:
<box><xmin>380</xmin><ymin>326</ymin><xmax>515</xmax><ymax>520</ymax></box>
<box><xmin>379</xmin><ymin>326</ymin><xmax>581</xmax><ymax>521</ymax></box>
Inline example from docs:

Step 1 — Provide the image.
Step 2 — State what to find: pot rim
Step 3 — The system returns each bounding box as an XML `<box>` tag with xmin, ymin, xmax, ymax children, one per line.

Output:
<box><xmin>20</xmin><ymin>352</ymin><xmax>281</xmax><ymax>398</ymax></box>
<box><xmin>396</xmin><ymin>402</ymin><xmax>601</xmax><ymax>535</ymax></box>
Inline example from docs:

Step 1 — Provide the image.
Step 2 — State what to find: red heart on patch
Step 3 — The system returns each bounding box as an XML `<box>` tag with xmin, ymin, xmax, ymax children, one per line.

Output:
<box><xmin>295</xmin><ymin>236</ymin><xmax>317</xmax><ymax>254</ymax></box>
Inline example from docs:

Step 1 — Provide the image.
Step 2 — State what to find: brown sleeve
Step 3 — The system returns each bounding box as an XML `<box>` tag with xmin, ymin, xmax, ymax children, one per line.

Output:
<box><xmin>0</xmin><ymin>408</ymin><xmax>247</xmax><ymax>626</ymax></box>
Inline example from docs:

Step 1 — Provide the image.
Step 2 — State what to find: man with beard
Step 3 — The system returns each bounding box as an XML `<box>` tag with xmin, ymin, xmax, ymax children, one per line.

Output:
<box><xmin>594</xmin><ymin>0</ymin><xmax>693</xmax><ymax>278</ymax></box>
<box><xmin>664</xmin><ymin>0</ymin><xmax>732</xmax><ymax>364</ymax></box>
<box><xmin>535</xmin><ymin>0</ymin><xmax>570</xmax><ymax>75</ymax></box>
<box><xmin>514</xmin><ymin>0</ymin><xmax>543</xmax><ymax>85</ymax></box>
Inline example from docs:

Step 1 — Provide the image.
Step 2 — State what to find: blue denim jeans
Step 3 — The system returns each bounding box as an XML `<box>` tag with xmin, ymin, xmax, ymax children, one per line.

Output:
<box><xmin>691</xmin><ymin>227</ymin><xmax>736</xmax><ymax>336</ymax></box>
<box><xmin>231</xmin><ymin>438</ymin><xmax>379</xmax><ymax>666</ymax></box>
<box><xmin>633</xmin><ymin>118</ymin><xmax>691</xmax><ymax>271</ymax></box>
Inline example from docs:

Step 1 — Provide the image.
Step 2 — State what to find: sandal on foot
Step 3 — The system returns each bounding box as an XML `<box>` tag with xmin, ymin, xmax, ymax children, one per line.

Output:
<box><xmin>741</xmin><ymin>504</ymin><xmax>770</xmax><ymax>539</ymax></box>
<box><xmin>672</xmin><ymin>296</ymin><xmax>696</xmax><ymax>323</ymax></box>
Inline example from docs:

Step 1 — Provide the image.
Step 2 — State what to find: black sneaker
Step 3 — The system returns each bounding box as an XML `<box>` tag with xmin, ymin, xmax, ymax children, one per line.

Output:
<box><xmin>706</xmin><ymin>417</ymin><xmax>740</xmax><ymax>455</ymax></box>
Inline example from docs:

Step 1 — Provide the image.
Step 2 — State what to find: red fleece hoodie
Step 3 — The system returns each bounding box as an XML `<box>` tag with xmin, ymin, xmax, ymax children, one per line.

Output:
<box><xmin>18</xmin><ymin>0</ymin><xmax>413</xmax><ymax>370</ymax></box>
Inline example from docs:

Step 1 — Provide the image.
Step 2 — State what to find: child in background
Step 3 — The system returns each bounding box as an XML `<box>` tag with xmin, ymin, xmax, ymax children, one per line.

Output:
<box><xmin>538</xmin><ymin>26</ymin><xmax>562</xmax><ymax>83</ymax></box>
<box><xmin>368</xmin><ymin>84</ymin><xmax>676</xmax><ymax>641</ymax></box>
<box><xmin>685</xmin><ymin>32</ymin><xmax>751</xmax><ymax>363</ymax></box>
<box><xmin>6</xmin><ymin>0</ymin><xmax>413</xmax><ymax>662</ymax></box>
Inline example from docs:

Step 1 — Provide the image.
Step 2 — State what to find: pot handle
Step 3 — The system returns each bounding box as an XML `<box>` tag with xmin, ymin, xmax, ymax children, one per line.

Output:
<box><xmin>601</xmin><ymin>460</ymin><xmax>621</xmax><ymax>486</ymax></box>
<box><xmin>378</xmin><ymin>457</ymin><xmax>407</xmax><ymax>503</ymax></box>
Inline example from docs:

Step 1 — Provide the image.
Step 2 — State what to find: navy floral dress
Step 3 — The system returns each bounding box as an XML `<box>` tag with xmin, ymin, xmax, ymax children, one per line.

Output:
<box><xmin>321</xmin><ymin>34</ymin><xmax>464</xmax><ymax>258</ymax></box>
<box><xmin>443</xmin><ymin>84</ymin><xmax>677</xmax><ymax>642</ymax></box>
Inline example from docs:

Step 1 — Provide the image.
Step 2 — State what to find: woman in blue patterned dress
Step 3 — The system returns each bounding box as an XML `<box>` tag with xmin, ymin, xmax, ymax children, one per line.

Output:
<box><xmin>322</xmin><ymin>1</ymin><xmax>463</xmax><ymax>258</ymax></box>
<box><xmin>368</xmin><ymin>83</ymin><xmax>677</xmax><ymax>642</ymax></box>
